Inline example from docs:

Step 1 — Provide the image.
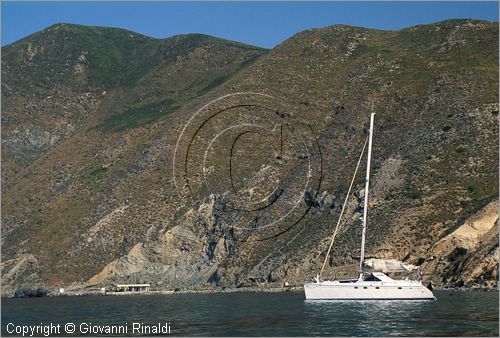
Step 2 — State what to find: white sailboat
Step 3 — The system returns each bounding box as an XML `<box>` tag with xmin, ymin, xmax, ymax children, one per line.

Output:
<box><xmin>304</xmin><ymin>113</ymin><xmax>435</xmax><ymax>301</ymax></box>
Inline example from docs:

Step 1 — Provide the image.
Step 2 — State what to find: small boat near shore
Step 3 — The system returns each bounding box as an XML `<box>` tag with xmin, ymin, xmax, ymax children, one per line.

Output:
<box><xmin>304</xmin><ymin>113</ymin><xmax>435</xmax><ymax>301</ymax></box>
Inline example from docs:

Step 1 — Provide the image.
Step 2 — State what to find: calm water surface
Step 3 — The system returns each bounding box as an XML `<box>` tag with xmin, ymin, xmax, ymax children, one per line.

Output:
<box><xmin>2</xmin><ymin>290</ymin><xmax>498</xmax><ymax>336</ymax></box>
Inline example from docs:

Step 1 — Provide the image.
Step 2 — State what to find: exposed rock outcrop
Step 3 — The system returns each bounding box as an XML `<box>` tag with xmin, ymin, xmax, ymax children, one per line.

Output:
<box><xmin>424</xmin><ymin>200</ymin><xmax>499</xmax><ymax>288</ymax></box>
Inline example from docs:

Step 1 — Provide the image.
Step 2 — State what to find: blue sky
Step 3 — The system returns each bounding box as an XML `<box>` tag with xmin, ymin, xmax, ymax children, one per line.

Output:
<box><xmin>2</xmin><ymin>2</ymin><xmax>498</xmax><ymax>48</ymax></box>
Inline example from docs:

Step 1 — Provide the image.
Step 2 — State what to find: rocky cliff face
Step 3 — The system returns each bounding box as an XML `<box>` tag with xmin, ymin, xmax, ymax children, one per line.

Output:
<box><xmin>424</xmin><ymin>200</ymin><xmax>498</xmax><ymax>288</ymax></box>
<box><xmin>1</xmin><ymin>19</ymin><xmax>498</xmax><ymax>295</ymax></box>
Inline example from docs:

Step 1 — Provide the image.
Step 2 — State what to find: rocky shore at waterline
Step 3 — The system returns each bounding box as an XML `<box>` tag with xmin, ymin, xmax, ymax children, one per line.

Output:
<box><xmin>4</xmin><ymin>284</ymin><xmax>498</xmax><ymax>299</ymax></box>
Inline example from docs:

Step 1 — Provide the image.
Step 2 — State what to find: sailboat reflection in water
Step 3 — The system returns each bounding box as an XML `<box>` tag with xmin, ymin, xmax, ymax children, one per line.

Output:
<box><xmin>304</xmin><ymin>113</ymin><xmax>435</xmax><ymax>301</ymax></box>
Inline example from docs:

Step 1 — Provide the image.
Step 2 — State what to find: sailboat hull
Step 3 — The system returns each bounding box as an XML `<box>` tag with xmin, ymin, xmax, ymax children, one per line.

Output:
<box><xmin>304</xmin><ymin>280</ymin><xmax>435</xmax><ymax>300</ymax></box>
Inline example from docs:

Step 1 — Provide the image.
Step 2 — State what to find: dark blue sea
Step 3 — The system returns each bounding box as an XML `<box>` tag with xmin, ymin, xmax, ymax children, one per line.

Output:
<box><xmin>2</xmin><ymin>290</ymin><xmax>498</xmax><ymax>336</ymax></box>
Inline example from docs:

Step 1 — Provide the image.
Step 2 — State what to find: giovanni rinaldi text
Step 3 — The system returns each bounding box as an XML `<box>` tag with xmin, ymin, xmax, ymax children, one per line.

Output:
<box><xmin>5</xmin><ymin>322</ymin><xmax>172</xmax><ymax>336</ymax></box>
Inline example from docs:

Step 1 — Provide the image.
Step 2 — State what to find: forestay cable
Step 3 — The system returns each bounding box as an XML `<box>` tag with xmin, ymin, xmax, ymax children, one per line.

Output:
<box><xmin>319</xmin><ymin>136</ymin><xmax>368</xmax><ymax>279</ymax></box>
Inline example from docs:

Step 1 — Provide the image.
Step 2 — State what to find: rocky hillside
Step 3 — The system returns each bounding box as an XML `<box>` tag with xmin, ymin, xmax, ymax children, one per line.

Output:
<box><xmin>1</xmin><ymin>19</ymin><xmax>498</xmax><ymax>295</ymax></box>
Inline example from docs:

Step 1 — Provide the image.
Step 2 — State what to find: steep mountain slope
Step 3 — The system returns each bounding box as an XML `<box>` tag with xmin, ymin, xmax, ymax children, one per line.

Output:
<box><xmin>2</xmin><ymin>23</ymin><xmax>152</xmax><ymax>182</ymax></box>
<box><xmin>1</xmin><ymin>23</ymin><xmax>265</xmax><ymax>184</ymax></box>
<box><xmin>1</xmin><ymin>19</ymin><xmax>498</xmax><ymax>295</ymax></box>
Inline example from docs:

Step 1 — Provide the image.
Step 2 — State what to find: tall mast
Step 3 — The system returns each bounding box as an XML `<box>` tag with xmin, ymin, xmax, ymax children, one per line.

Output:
<box><xmin>359</xmin><ymin>112</ymin><xmax>375</xmax><ymax>274</ymax></box>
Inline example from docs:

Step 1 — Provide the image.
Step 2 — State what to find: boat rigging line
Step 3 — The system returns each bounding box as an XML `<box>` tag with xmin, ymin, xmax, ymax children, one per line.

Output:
<box><xmin>318</xmin><ymin>135</ymin><xmax>369</xmax><ymax>280</ymax></box>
